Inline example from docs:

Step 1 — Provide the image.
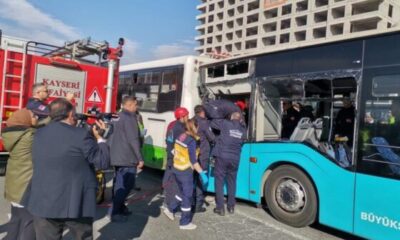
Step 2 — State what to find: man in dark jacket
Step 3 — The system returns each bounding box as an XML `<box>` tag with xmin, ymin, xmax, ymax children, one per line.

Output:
<box><xmin>26</xmin><ymin>83</ymin><xmax>74</xmax><ymax>125</ymax></box>
<box><xmin>108</xmin><ymin>96</ymin><xmax>144</xmax><ymax>222</ymax></box>
<box><xmin>27</xmin><ymin>98</ymin><xmax>110</xmax><ymax>240</ymax></box>
<box><xmin>281</xmin><ymin>101</ymin><xmax>301</xmax><ymax>139</ymax></box>
<box><xmin>211</xmin><ymin>112</ymin><xmax>246</xmax><ymax>216</ymax></box>
<box><xmin>334</xmin><ymin>98</ymin><xmax>355</xmax><ymax>145</ymax></box>
<box><xmin>193</xmin><ymin>105</ymin><xmax>215</xmax><ymax>212</ymax></box>
<box><xmin>26</xmin><ymin>83</ymin><xmax>49</xmax><ymax>120</ymax></box>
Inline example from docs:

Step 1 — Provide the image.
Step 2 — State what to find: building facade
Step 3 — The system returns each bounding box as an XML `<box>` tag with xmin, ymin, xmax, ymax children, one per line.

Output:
<box><xmin>195</xmin><ymin>0</ymin><xmax>400</xmax><ymax>57</ymax></box>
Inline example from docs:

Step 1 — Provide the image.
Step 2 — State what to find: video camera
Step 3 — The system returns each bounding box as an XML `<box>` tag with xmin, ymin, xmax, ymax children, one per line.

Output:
<box><xmin>75</xmin><ymin>106</ymin><xmax>118</xmax><ymax>139</ymax></box>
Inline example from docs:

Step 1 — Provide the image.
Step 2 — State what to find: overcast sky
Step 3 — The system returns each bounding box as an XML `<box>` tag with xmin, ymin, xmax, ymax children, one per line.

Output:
<box><xmin>0</xmin><ymin>0</ymin><xmax>200</xmax><ymax>64</ymax></box>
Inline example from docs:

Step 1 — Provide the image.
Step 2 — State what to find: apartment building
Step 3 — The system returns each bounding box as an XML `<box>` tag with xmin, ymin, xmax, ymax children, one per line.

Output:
<box><xmin>195</xmin><ymin>0</ymin><xmax>400</xmax><ymax>56</ymax></box>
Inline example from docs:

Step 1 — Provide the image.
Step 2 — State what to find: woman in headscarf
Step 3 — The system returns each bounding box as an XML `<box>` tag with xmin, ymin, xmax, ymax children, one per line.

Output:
<box><xmin>2</xmin><ymin>108</ymin><xmax>37</xmax><ymax>240</ymax></box>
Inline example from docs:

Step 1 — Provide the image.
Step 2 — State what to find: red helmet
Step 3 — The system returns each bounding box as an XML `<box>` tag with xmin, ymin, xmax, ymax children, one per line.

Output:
<box><xmin>235</xmin><ymin>100</ymin><xmax>246</xmax><ymax>111</ymax></box>
<box><xmin>174</xmin><ymin>107</ymin><xmax>189</xmax><ymax>119</ymax></box>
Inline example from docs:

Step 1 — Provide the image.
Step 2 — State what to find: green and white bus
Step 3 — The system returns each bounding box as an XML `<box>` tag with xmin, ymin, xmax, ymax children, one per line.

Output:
<box><xmin>118</xmin><ymin>56</ymin><xmax>212</xmax><ymax>169</ymax></box>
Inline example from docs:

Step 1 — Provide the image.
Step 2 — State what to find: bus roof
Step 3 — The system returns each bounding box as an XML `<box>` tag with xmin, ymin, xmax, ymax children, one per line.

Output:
<box><xmin>120</xmin><ymin>55</ymin><xmax>213</xmax><ymax>71</ymax></box>
<box><xmin>199</xmin><ymin>27</ymin><xmax>400</xmax><ymax>68</ymax></box>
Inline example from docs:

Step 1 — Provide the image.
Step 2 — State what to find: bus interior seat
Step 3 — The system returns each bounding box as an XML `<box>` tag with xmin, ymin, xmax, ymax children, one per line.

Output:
<box><xmin>306</xmin><ymin>118</ymin><xmax>323</xmax><ymax>147</ymax></box>
<box><xmin>290</xmin><ymin>117</ymin><xmax>313</xmax><ymax>142</ymax></box>
<box><xmin>371</xmin><ymin>137</ymin><xmax>400</xmax><ymax>175</ymax></box>
<box><xmin>312</xmin><ymin>116</ymin><xmax>336</xmax><ymax>159</ymax></box>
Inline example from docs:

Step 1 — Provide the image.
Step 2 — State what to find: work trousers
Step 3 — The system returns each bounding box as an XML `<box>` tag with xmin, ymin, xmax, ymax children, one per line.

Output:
<box><xmin>193</xmin><ymin>172</ymin><xmax>205</xmax><ymax>209</ymax></box>
<box><xmin>4</xmin><ymin>206</ymin><xmax>35</xmax><ymax>240</ymax></box>
<box><xmin>33</xmin><ymin>216</ymin><xmax>92</xmax><ymax>240</ymax></box>
<box><xmin>110</xmin><ymin>166</ymin><xmax>136</xmax><ymax>216</ymax></box>
<box><xmin>214</xmin><ymin>157</ymin><xmax>239</xmax><ymax>210</ymax></box>
<box><xmin>168</xmin><ymin>172</ymin><xmax>194</xmax><ymax>226</ymax></box>
<box><xmin>162</xmin><ymin>166</ymin><xmax>179</xmax><ymax>207</ymax></box>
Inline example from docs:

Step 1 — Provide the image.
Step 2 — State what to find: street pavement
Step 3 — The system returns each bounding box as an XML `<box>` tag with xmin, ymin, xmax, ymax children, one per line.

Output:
<box><xmin>0</xmin><ymin>168</ymin><xmax>360</xmax><ymax>240</ymax></box>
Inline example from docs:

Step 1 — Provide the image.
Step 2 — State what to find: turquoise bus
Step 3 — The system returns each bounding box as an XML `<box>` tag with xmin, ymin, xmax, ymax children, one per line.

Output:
<box><xmin>201</xmin><ymin>31</ymin><xmax>400</xmax><ymax>240</ymax></box>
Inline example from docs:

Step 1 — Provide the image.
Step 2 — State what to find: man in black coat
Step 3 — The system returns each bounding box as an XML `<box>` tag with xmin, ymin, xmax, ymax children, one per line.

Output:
<box><xmin>26</xmin><ymin>83</ymin><xmax>49</xmax><ymax>120</ymax></box>
<box><xmin>26</xmin><ymin>83</ymin><xmax>74</xmax><ymax>124</ymax></box>
<box><xmin>193</xmin><ymin>105</ymin><xmax>215</xmax><ymax>212</ymax></box>
<box><xmin>335</xmin><ymin>98</ymin><xmax>355</xmax><ymax>145</ymax></box>
<box><xmin>27</xmin><ymin>98</ymin><xmax>110</xmax><ymax>240</ymax></box>
<box><xmin>108</xmin><ymin>96</ymin><xmax>144</xmax><ymax>222</ymax></box>
<box><xmin>281</xmin><ymin>101</ymin><xmax>301</xmax><ymax>139</ymax></box>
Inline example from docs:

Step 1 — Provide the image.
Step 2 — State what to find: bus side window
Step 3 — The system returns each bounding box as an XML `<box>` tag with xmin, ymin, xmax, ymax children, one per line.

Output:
<box><xmin>132</xmin><ymin>71</ymin><xmax>160</xmax><ymax>112</ymax></box>
<box><xmin>359</xmin><ymin>70</ymin><xmax>400</xmax><ymax>180</ymax></box>
<box><xmin>158</xmin><ymin>68</ymin><xmax>183</xmax><ymax>113</ymax></box>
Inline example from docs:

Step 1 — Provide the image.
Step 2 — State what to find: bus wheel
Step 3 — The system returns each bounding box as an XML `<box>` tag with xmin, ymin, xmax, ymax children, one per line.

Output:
<box><xmin>265</xmin><ymin>165</ymin><xmax>317</xmax><ymax>227</ymax></box>
<box><xmin>96</xmin><ymin>171</ymin><xmax>106</xmax><ymax>204</ymax></box>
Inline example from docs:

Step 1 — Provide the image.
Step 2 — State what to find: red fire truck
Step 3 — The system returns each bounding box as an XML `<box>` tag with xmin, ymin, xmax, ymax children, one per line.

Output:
<box><xmin>0</xmin><ymin>30</ymin><xmax>123</xmax><ymax>175</ymax></box>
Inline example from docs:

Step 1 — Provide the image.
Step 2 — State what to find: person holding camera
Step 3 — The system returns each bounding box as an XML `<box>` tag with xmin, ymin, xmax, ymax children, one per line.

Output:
<box><xmin>108</xmin><ymin>96</ymin><xmax>144</xmax><ymax>222</ymax></box>
<box><xmin>26</xmin><ymin>98</ymin><xmax>110</xmax><ymax>240</ymax></box>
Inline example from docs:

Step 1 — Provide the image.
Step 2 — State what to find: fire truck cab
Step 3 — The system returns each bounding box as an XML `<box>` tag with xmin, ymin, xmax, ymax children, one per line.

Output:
<box><xmin>0</xmin><ymin>30</ymin><xmax>123</xmax><ymax>175</ymax></box>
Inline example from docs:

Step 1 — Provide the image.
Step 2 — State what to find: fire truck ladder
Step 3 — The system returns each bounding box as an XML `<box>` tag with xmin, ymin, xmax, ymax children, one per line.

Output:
<box><xmin>0</xmin><ymin>40</ymin><xmax>27</xmax><ymax>132</ymax></box>
<box><xmin>26</xmin><ymin>37</ymin><xmax>109</xmax><ymax>65</ymax></box>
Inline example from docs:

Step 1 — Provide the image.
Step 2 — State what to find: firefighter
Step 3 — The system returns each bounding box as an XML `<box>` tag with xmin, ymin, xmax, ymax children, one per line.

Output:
<box><xmin>211</xmin><ymin>112</ymin><xmax>246</xmax><ymax>216</ymax></box>
<box><xmin>193</xmin><ymin>105</ymin><xmax>215</xmax><ymax>212</ymax></box>
<box><xmin>162</xmin><ymin>107</ymin><xmax>189</xmax><ymax>209</ymax></box>
<box><xmin>26</xmin><ymin>83</ymin><xmax>49</xmax><ymax>121</ymax></box>
<box><xmin>163</xmin><ymin>119</ymin><xmax>208</xmax><ymax>230</ymax></box>
<box><xmin>26</xmin><ymin>83</ymin><xmax>74</xmax><ymax>125</ymax></box>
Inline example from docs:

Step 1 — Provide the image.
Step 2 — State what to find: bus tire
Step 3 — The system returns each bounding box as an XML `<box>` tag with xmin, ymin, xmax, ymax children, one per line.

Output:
<box><xmin>264</xmin><ymin>165</ymin><xmax>317</xmax><ymax>228</ymax></box>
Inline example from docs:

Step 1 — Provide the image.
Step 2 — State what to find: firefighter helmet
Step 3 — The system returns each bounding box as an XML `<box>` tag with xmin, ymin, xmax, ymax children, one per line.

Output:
<box><xmin>235</xmin><ymin>100</ymin><xmax>246</xmax><ymax>111</ymax></box>
<box><xmin>174</xmin><ymin>107</ymin><xmax>189</xmax><ymax>119</ymax></box>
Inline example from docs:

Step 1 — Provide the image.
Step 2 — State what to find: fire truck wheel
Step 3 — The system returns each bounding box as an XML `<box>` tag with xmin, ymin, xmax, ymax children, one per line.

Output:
<box><xmin>264</xmin><ymin>165</ymin><xmax>317</xmax><ymax>228</ymax></box>
<box><xmin>96</xmin><ymin>171</ymin><xmax>106</xmax><ymax>204</ymax></box>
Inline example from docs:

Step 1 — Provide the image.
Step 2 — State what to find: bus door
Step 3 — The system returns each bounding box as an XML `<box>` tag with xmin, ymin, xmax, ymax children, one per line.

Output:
<box><xmin>354</xmin><ymin>66</ymin><xmax>400</xmax><ymax>240</ymax></box>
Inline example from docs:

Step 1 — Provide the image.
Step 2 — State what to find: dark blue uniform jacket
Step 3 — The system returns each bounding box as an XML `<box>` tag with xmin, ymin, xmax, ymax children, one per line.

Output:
<box><xmin>194</xmin><ymin>116</ymin><xmax>215</xmax><ymax>164</ymax></box>
<box><xmin>211</xmin><ymin>119</ymin><xmax>246</xmax><ymax>162</ymax></box>
<box><xmin>26</xmin><ymin>97</ymin><xmax>49</xmax><ymax>120</ymax></box>
<box><xmin>204</xmin><ymin>99</ymin><xmax>241</xmax><ymax>119</ymax></box>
